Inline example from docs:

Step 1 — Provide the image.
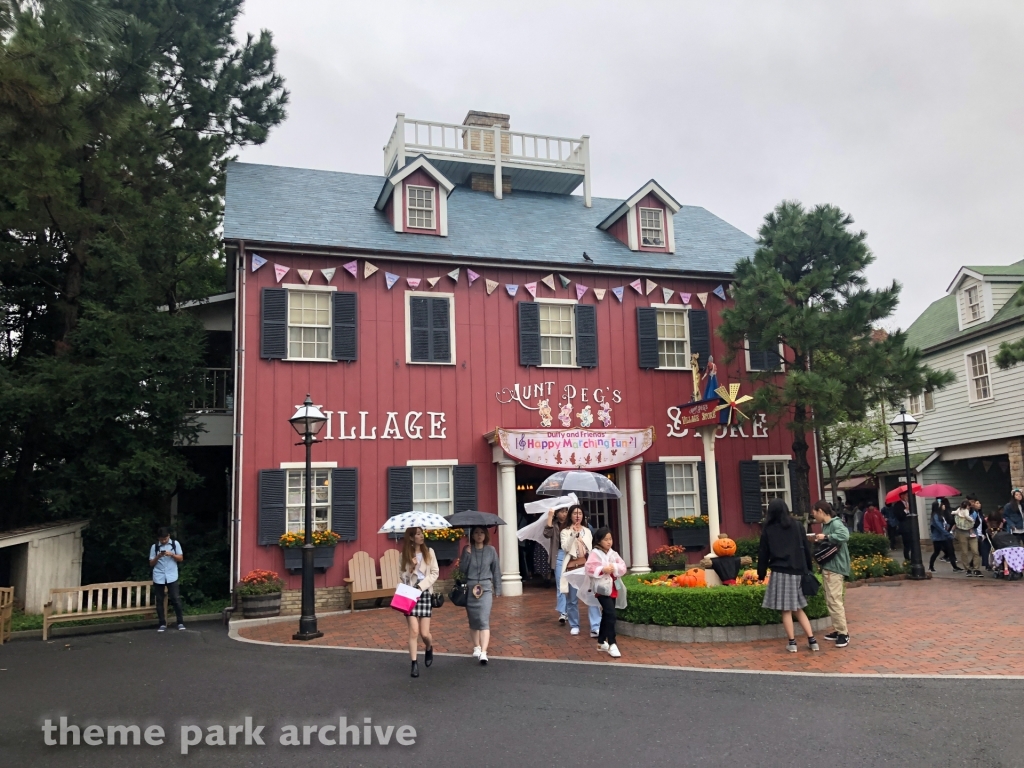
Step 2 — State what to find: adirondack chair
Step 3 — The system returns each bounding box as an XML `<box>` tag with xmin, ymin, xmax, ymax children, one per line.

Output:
<box><xmin>0</xmin><ymin>587</ymin><xmax>13</xmax><ymax>645</ymax></box>
<box><xmin>344</xmin><ymin>551</ymin><xmax>398</xmax><ymax>610</ymax></box>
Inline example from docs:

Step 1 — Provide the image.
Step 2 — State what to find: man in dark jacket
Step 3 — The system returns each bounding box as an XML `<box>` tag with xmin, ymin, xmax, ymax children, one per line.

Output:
<box><xmin>892</xmin><ymin>494</ymin><xmax>915</xmax><ymax>562</ymax></box>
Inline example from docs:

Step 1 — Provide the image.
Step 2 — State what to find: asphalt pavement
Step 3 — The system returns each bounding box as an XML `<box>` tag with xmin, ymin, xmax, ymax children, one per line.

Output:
<box><xmin>0</xmin><ymin>622</ymin><xmax>1020</xmax><ymax>767</ymax></box>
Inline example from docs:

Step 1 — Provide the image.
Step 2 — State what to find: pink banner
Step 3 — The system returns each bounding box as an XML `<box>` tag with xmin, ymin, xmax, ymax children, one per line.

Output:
<box><xmin>496</xmin><ymin>427</ymin><xmax>654</xmax><ymax>470</ymax></box>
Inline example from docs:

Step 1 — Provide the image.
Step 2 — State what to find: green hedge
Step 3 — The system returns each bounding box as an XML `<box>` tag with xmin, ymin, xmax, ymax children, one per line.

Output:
<box><xmin>734</xmin><ymin>532</ymin><xmax>888</xmax><ymax>561</ymax></box>
<box><xmin>618</xmin><ymin>574</ymin><xmax>828</xmax><ymax>627</ymax></box>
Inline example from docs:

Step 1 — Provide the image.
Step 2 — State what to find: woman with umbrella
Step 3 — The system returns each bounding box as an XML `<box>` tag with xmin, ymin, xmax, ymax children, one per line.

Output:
<box><xmin>457</xmin><ymin>523</ymin><xmax>501</xmax><ymax>665</ymax></box>
<box><xmin>400</xmin><ymin>527</ymin><xmax>439</xmax><ymax>678</ymax></box>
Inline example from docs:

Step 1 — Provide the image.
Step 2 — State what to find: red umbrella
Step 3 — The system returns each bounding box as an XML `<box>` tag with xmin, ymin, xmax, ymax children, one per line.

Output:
<box><xmin>918</xmin><ymin>483</ymin><xmax>961</xmax><ymax>499</ymax></box>
<box><xmin>885</xmin><ymin>483</ymin><xmax>923</xmax><ymax>504</ymax></box>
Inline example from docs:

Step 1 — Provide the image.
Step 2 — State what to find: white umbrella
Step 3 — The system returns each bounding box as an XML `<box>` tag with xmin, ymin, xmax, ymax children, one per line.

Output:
<box><xmin>523</xmin><ymin>493</ymin><xmax>579</xmax><ymax>516</ymax></box>
<box><xmin>377</xmin><ymin>511</ymin><xmax>451</xmax><ymax>534</ymax></box>
<box><xmin>536</xmin><ymin>470</ymin><xmax>622</xmax><ymax>500</ymax></box>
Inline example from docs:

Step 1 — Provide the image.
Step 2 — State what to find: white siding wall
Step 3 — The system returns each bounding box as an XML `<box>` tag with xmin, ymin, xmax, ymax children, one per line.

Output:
<box><xmin>990</xmin><ymin>282</ymin><xmax>1021</xmax><ymax>316</ymax></box>
<box><xmin>912</xmin><ymin>324</ymin><xmax>1024</xmax><ymax>451</ymax></box>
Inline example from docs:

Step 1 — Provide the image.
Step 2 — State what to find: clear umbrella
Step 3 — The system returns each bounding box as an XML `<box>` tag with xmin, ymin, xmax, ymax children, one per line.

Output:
<box><xmin>535</xmin><ymin>470</ymin><xmax>622</xmax><ymax>500</ymax></box>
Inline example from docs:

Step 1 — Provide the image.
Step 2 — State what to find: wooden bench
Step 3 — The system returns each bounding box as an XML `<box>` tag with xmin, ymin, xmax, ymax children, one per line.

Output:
<box><xmin>0</xmin><ymin>587</ymin><xmax>13</xmax><ymax>645</ymax></box>
<box><xmin>42</xmin><ymin>582</ymin><xmax>166</xmax><ymax>641</ymax></box>
<box><xmin>344</xmin><ymin>550</ymin><xmax>402</xmax><ymax>611</ymax></box>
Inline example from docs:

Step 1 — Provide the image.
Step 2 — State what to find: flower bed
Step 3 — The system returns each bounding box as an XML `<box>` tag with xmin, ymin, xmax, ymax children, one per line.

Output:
<box><xmin>617</xmin><ymin>573</ymin><xmax>828</xmax><ymax>628</ymax></box>
<box><xmin>849</xmin><ymin>555</ymin><xmax>906</xmax><ymax>581</ymax></box>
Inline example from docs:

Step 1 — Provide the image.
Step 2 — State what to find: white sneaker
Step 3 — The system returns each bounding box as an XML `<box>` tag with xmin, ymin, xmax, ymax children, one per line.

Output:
<box><xmin>472</xmin><ymin>646</ymin><xmax>482</xmax><ymax>659</ymax></box>
<box><xmin>570</xmin><ymin>627</ymin><xmax>580</xmax><ymax>636</ymax></box>
<box><xmin>608</xmin><ymin>644</ymin><xmax>621</xmax><ymax>658</ymax></box>
<box><xmin>558</xmin><ymin>613</ymin><xmax>567</xmax><ymax>624</ymax></box>
<box><xmin>596</xmin><ymin>641</ymin><xmax>610</xmax><ymax>652</ymax></box>
<box><xmin>479</xmin><ymin>652</ymin><xmax>488</xmax><ymax>665</ymax></box>
<box><xmin>590</xmin><ymin>630</ymin><xmax>599</xmax><ymax>638</ymax></box>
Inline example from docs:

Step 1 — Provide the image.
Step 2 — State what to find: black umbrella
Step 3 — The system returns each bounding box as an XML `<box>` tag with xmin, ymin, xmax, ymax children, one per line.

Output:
<box><xmin>445</xmin><ymin>510</ymin><xmax>507</xmax><ymax>528</ymax></box>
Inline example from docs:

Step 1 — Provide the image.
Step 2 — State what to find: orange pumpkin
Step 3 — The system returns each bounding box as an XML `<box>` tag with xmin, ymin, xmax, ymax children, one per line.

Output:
<box><xmin>673</xmin><ymin>574</ymin><xmax>690</xmax><ymax>587</ymax></box>
<box><xmin>712</xmin><ymin>534</ymin><xmax>737</xmax><ymax>557</ymax></box>
<box><xmin>687</xmin><ymin>567</ymin><xmax>707</xmax><ymax>587</ymax></box>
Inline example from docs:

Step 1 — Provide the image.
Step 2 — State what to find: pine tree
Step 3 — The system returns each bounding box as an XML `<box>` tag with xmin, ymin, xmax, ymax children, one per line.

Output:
<box><xmin>718</xmin><ymin>201</ymin><xmax>953</xmax><ymax>516</ymax></box>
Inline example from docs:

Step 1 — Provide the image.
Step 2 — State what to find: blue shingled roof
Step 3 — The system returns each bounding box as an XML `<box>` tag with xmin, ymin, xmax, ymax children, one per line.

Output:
<box><xmin>223</xmin><ymin>162</ymin><xmax>755</xmax><ymax>275</ymax></box>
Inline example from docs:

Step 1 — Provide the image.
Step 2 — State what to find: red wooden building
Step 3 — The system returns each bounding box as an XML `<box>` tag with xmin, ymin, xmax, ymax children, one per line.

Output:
<box><xmin>222</xmin><ymin>110</ymin><xmax>818</xmax><ymax>598</ymax></box>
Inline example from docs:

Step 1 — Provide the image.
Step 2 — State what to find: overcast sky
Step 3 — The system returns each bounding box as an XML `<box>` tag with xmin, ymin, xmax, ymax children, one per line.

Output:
<box><xmin>236</xmin><ymin>1</ymin><xmax>1024</xmax><ymax>330</ymax></box>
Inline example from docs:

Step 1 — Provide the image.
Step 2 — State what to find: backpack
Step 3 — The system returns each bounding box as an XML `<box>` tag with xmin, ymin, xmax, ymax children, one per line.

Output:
<box><xmin>153</xmin><ymin>539</ymin><xmax>179</xmax><ymax>558</ymax></box>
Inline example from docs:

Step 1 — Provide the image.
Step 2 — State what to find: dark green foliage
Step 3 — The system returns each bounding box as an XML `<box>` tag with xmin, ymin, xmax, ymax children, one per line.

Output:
<box><xmin>618</xmin><ymin>575</ymin><xmax>828</xmax><ymax>627</ymax></box>
<box><xmin>995</xmin><ymin>287</ymin><xmax>1024</xmax><ymax>369</ymax></box>
<box><xmin>734</xmin><ymin>537</ymin><xmax>760</xmax><ymax>560</ymax></box>
<box><xmin>718</xmin><ymin>202</ymin><xmax>953</xmax><ymax>514</ymax></box>
<box><xmin>846</xmin><ymin>533</ymin><xmax>890</xmax><ymax>559</ymax></box>
<box><xmin>0</xmin><ymin>0</ymin><xmax>286</xmax><ymax>581</ymax></box>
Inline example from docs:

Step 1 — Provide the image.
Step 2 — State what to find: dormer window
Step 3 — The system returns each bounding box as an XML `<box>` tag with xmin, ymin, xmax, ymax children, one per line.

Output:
<box><xmin>407</xmin><ymin>186</ymin><xmax>435</xmax><ymax>229</ymax></box>
<box><xmin>965</xmin><ymin>285</ymin><xmax>982</xmax><ymax>321</ymax></box>
<box><xmin>640</xmin><ymin>208</ymin><xmax>664</xmax><ymax>247</ymax></box>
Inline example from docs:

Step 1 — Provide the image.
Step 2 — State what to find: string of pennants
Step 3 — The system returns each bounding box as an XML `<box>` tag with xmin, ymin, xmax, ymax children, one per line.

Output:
<box><xmin>249</xmin><ymin>253</ymin><xmax>730</xmax><ymax>307</ymax></box>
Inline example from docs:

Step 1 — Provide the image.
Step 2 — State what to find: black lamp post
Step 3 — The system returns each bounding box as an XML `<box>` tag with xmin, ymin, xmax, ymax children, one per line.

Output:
<box><xmin>289</xmin><ymin>394</ymin><xmax>328</xmax><ymax>640</ymax></box>
<box><xmin>889</xmin><ymin>406</ymin><xmax>926</xmax><ymax>580</ymax></box>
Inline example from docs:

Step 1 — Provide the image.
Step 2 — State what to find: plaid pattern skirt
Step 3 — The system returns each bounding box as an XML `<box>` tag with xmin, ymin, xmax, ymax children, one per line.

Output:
<box><xmin>409</xmin><ymin>591</ymin><xmax>432</xmax><ymax>618</ymax></box>
<box><xmin>762</xmin><ymin>571</ymin><xmax>807</xmax><ymax>612</ymax></box>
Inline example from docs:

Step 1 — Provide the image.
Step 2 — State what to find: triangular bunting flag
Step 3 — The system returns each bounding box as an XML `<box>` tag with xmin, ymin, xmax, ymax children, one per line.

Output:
<box><xmin>427</xmin><ymin>277</ymin><xmax>440</xmax><ymax>288</ymax></box>
<box><xmin>713</xmin><ymin>284</ymin><xmax>727</xmax><ymax>301</ymax></box>
<box><xmin>505</xmin><ymin>284</ymin><xmax>519</xmax><ymax>297</ymax></box>
<box><xmin>697</xmin><ymin>292</ymin><xmax>708</xmax><ymax>307</ymax></box>
<box><xmin>594</xmin><ymin>288</ymin><xmax>606</xmax><ymax>301</ymax></box>
<box><xmin>983</xmin><ymin>460</ymin><xmax>993</xmax><ymax>472</ymax></box>
<box><xmin>559</xmin><ymin>274</ymin><xmax>571</xmax><ymax>288</ymax></box>
<box><xmin>343</xmin><ymin>260</ymin><xmax>358</xmax><ymax>277</ymax></box>
<box><xmin>662</xmin><ymin>288</ymin><xmax>674</xmax><ymax>303</ymax></box>
<box><xmin>542</xmin><ymin>274</ymin><xmax>556</xmax><ymax>291</ymax></box>
<box><xmin>448</xmin><ymin>268</ymin><xmax>460</xmax><ymax>283</ymax></box>
<box><xmin>274</xmin><ymin>264</ymin><xmax>289</xmax><ymax>283</ymax></box>
<box><xmin>630</xmin><ymin>279</ymin><xmax>643</xmax><ymax>294</ymax></box>
<box><xmin>251</xmin><ymin>254</ymin><xmax>267</xmax><ymax>272</ymax></box>
<box><xmin>999</xmin><ymin>461</ymin><xmax>1010</xmax><ymax>473</ymax></box>
<box><xmin>467</xmin><ymin>269</ymin><xmax>480</xmax><ymax>286</ymax></box>
<box><xmin>297</xmin><ymin>269</ymin><xmax>313</xmax><ymax>285</ymax></box>
<box><xmin>321</xmin><ymin>268</ymin><xmax>336</xmax><ymax>283</ymax></box>
<box><xmin>612</xmin><ymin>286</ymin><xmax>625</xmax><ymax>302</ymax></box>
<box><xmin>407</xmin><ymin>277</ymin><xmax>421</xmax><ymax>289</ymax></box>
<box><xmin>524</xmin><ymin>282</ymin><xmax>537</xmax><ymax>298</ymax></box>
<box><xmin>363</xmin><ymin>261</ymin><xmax>378</xmax><ymax>279</ymax></box>
<box><xmin>645</xmin><ymin>279</ymin><xmax>658</xmax><ymax>296</ymax></box>
<box><xmin>385</xmin><ymin>272</ymin><xmax>400</xmax><ymax>290</ymax></box>
<box><xmin>576</xmin><ymin>284</ymin><xmax>588</xmax><ymax>300</ymax></box>
<box><xmin>486</xmin><ymin>279</ymin><xmax>499</xmax><ymax>295</ymax></box>
<box><xmin>681</xmin><ymin>292</ymin><xmax>692</xmax><ymax>305</ymax></box>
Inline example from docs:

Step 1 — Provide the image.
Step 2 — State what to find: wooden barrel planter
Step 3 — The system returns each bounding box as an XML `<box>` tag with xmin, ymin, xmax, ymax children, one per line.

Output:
<box><xmin>240</xmin><ymin>592</ymin><xmax>282</xmax><ymax>619</ymax></box>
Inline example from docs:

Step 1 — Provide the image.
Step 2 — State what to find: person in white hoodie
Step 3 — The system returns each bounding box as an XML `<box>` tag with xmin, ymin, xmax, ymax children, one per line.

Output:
<box><xmin>568</xmin><ymin>526</ymin><xmax>628</xmax><ymax>658</ymax></box>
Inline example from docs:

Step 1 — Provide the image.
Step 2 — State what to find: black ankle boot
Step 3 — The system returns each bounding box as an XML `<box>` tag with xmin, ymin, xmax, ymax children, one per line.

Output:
<box><xmin>410</xmin><ymin>660</ymin><xmax>419</xmax><ymax>678</ymax></box>
<box><xmin>424</xmin><ymin>646</ymin><xmax>433</xmax><ymax>667</ymax></box>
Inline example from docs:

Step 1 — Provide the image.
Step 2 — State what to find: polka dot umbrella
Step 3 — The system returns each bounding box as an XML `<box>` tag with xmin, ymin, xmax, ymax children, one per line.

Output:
<box><xmin>377</xmin><ymin>511</ymin><xmax>452</xmax><ymax>534</ymax></box>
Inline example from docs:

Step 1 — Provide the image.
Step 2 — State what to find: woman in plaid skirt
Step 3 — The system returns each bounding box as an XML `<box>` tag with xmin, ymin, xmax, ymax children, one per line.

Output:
<box><xmin>400</xmin><ymin>527</ymin><xmax>439</xmax><ymax>678</ymax></box>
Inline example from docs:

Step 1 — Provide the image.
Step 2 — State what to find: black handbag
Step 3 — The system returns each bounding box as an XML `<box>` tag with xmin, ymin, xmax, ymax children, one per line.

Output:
<box><xmin>801</xmin><ymin>571</ymin><xmax>820</xmax><ymax>597</ymax></box>
<box><xmin>812</xmin><ymin>539</ymin><xmax>840</xmax><ymax>566</ymax></box>
<box><xmin>448</xmin><ymin>580</ymin><xmax>467</xmax><ymax>607</ymax></box>
<box><xmin>430</xmin><ymin>591</ymin><xmax>445</xmax><ymax>609</ymax></box>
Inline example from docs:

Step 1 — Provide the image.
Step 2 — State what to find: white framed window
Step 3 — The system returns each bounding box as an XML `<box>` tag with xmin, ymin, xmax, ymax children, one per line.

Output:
<box><xmin>966</xmin><ymin>348</ymin><xmax>992</xmax><ymax>402</ymax></box>
<box><xmin>407</xmin><ymin>185</ymin><xmax>435</xmax><ymax>230</ymax></box>
<box><xmin>758</xmin><ymin>460</ymin><xmax>790</xmax><ymax>512</ymax></box>
<box><xmin>640</xmin><ymin>207</ymin><xmax>664</xmax><ymax>247</ymax></box>
<box><xmin>924</xmin><ymin>390</ymin><xmax>935</xmax><ymax>411</ymax></box>
<box><xmin>964</xmin><ymin>284</ymin><xmax>982</xmax><ymax>322</ymax></box>
<box><xmin>412</xmin><ymin>466</ymin><xmax>452</xmax><ymax>517</ymax></box>
<box><xmin>288</xmin><ymin>290</ymin><xmax>331</xmax><ymax>360</ymax></box>
<box><xmin>665</xmin><ymin>462</ymin><xmax>700</xmax><ymax>518</ymax></box>
<box><xmin>286</xmin><ymin>469</ymin><xmax>331</xmax><ymax>533</ymax></box>
<box><xmin>745</xmin><ymin>338</ymin><xmax>784</xmax><ymax>372</ymax></box>
<box><xmin>656</xmin><ymin>308</ymin><xmax>689</xmax><ymax>369</ymax></box>
<box><xmin>539</xmin><ymin>301</ymin><xmax>576</xmax><ymax>367</ymax></box>
<box><xmin>908</xmin><ymin>391</ymin><xmax>935</xmax><ymax>415</ymax></box>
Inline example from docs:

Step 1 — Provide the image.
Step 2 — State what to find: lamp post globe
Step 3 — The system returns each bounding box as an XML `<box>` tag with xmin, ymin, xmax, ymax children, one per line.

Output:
<box><xmin>290</xmin><ymin>394</ymin><xmax>327</xmax><ymax>640</ymax></box>
<box><xmin>889</xmin><ymin>406</ymin><xmax>926</xmax><ymax>580</ymax></box>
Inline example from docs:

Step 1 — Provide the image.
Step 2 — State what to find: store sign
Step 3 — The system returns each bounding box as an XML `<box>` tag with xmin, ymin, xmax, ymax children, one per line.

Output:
<box><xmin>672</xmin><ymin>398</ymin><xmax>723</xmax><ymax>427</ymax></box>
<box><xmin>496</xmin><ymin>427</ymin><xmax>654</xmax><ymax>470</ymax></box>
<box><xmin>666</xmin><ymin>407</ymin><xmax>768</xmax><ymax>439</ymax></box>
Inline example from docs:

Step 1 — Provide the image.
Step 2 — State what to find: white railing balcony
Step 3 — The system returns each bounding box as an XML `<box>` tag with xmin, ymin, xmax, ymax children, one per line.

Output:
<box><xmin>191</xmin><ymin>367</ymin><xmax>233</xmax><ymax>413</ymax></box>
<box><xmin>383</xmin><ymin>114</ymin><xmax>592</xmax><ymax>206</ymax></box>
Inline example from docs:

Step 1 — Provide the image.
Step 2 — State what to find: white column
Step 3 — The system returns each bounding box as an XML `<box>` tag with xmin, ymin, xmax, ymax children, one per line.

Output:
<box><xmin>581</xmin><ymin>135</ymin><xmax>592</xmax><ymax>208</ymax></box>
<box><xmin>702</xmin><ymin>430</ymin><xmax>722</xmax><ymax>555</ymax></box>
<box><xmin>627</xmin><ymin>459</ymin><xmax>650</xmax><ymax>573</ymax></box>
<box><xmin>492</xmin><ymin>125</ymin><xmax>503</xmax><ymax>200</ymax></box>
<box><xmin>395</xmin><ymin>112</ymin><xmax>406</xmax><ymax>170</ymax></box>
<box><xmin>615</xmin><ymin>464</ymin><xmax>631</xmax><ymax>567</ymax></box>
<box><xmin>497</xmin><ymin>461</ymin><xmax>522</xmax><ymax>596</ymax></box>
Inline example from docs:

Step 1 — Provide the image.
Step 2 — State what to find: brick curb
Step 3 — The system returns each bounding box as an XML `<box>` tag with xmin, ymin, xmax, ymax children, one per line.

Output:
<box><xmin>7</xmin><ymin>613</ymin><xmax>223</xmax><ymax>642</ymax></box>
<box><xmin>846</xmin><ymin>574</ymin><xmax>910</xmax><ymax>589</ymax></box>
<box><xmin>618</xmin><ymin>616</ymin><xmax>832</xmax><ymax>643</ymax></box>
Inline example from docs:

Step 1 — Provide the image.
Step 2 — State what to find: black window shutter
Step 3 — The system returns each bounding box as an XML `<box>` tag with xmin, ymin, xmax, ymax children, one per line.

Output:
<box><xmin>452</xmin><ymin>465</ymin><xmax>478</xmax><ymax>513</ymax></box>
<box><xmin>765</xmin><ymin>346</ymin><xmax>782</xmax><ymax>371</ymax></box>
<box><xmin>387</xmin><ymin>466</ymin><xmax>413</xmax><ymax>517</ymax></box>
<box><xmin>697</xmin><ymin>462</ymin><xmax>708</xmax><ymax>517</ymax></box>
<box><xmin>518</xmin><ymin>301</ymin><xmax>541</xmax><ymax>367</ymax></box>
<box><xmin>748</xmin><ymin>340</ymin><xmax>780</xmax><ymax>372</ymax></box>
<box><xmin>260</xmin><ymin>288</ymin><xmax>287</xmax><ymax>360</ymax></box>
<box><xmin>331</xmin><ymin>292</ymin><xmax>357</xmax><ymax>361</ymax></box>
<box><xmin>637</xmin><ymin>307</ymin><xmax>660</xmax><ymax>369</ymax></box>
<box><xmin>258</xmin><ymin>469</ymin><xmax>287</xmax><ymax>544</ymax></box>
<box><xmin>409</xmin><ymin>297</ymin><xmax>431</xmax><ymax>362</ymax></box>
<box><xmin>689</xmin><ymin>309</ymin><xmax>711</xmax><ymax>371</ymax></box>
<box><xmin>740</xmin><ymin>460</ymin><xmax>763</xmax><ymax>524</ymax></box>
<box><xmin>430</xmin><ymin>297</ymin><xmax>451</xmax><ymax>362</ymax></box>
<box><xmin>574</xmin><ymin>304</ymin><xmax>598</xmax><ymax>368</ymax></box>
<box><xmin>645</xmin><ymin>462</ymin><xmax>668</xmax><ymax>527</ymax></box>
<box><xmin>747</xmin><ymin>346</ymin><xmax>767</xmax><ymax>372</ymax></box>
<box><xmin>331</xmin><ymin>468</ymin><xmax>357</xmax><ymax>541</ymax></box>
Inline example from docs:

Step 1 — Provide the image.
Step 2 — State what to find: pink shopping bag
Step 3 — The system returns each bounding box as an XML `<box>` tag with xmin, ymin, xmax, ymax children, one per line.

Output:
<box><xmin>390</xmin><ymin>583</ymin><xmax>421</xmax><ymax>616</ymax></box>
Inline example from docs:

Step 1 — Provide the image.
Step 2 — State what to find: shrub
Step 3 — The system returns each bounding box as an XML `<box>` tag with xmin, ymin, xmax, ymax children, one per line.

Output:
<box><xmin>617</xmin><ymin>574</ymin><xmax>828</xmax><ymax>627</ymax></box>
<box><xmin>735</xmin><ymin>537</ymin><xmax>760</xmax><ymax>560</ymax></box>
<box><xmin>236</xmin><ymin>569</ymin><xmax>284</xmax><ymax>596</ymax></box>
<box><xmin>663</xmin><ymin>515</ymin><xmax>709</xmax><ymax>529</ymax></box>
<box><xmin>849</xmin><ymin>555</ymin><xmax>903</xmax><ymax>581</ymax></box>
<box><xmin>847</xmin><ymin>533</ymin><xmax>890</xmax><ymax>558</ymax></box>
<box><xmin>650</xmin><ymin>545</ymin><xmax>689</xmax><ymax>570</ymax></box>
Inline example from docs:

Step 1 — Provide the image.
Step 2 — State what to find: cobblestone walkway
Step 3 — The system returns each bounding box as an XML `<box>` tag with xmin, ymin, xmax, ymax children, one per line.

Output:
<box><xmin>235</xmin><ymin>577</ymin><xmax>1023</xmax><ymax>676</ymax></box>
